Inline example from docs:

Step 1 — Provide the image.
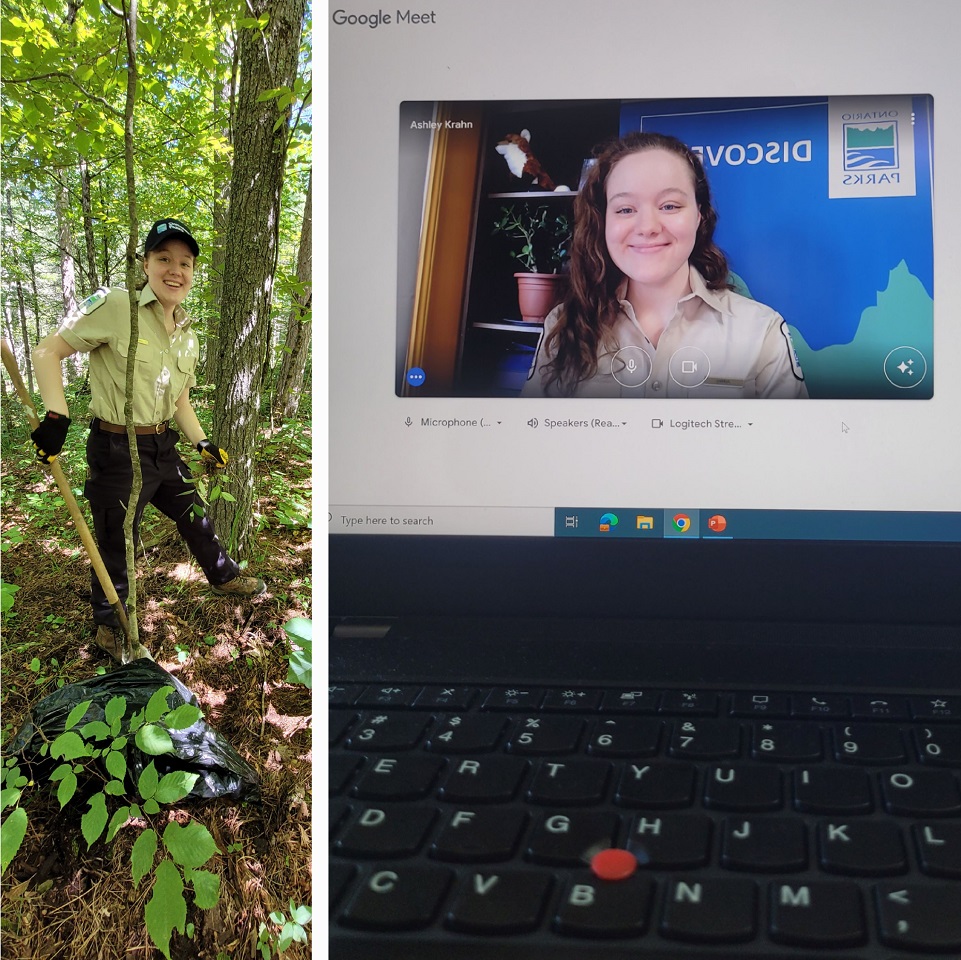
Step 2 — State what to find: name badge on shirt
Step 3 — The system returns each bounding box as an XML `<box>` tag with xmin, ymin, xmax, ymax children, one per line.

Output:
<box><xmin>705</xmin><ymin>376</ymin><xmax>745</xmax><ymax>388</ymax></box>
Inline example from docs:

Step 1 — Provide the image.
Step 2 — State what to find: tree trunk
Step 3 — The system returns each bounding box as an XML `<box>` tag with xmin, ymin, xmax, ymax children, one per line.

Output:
<box><xmin>205</xmin><ymin>38</ymin><xmax>238</xmax><ymax>384</ymax></box>
<box><xmin>209</xmin><ymin>0</ymin><xmax>306</xmax><ymax>558</ymax></box>
<box><xmin>121</xmin><ymin>0</ymin><xmax>142</xmax><ymax>651</ymax></box>
<box><xmin>80</xmin><ymin>158</ymin><xmax>100</xmax><ymax>293</ymax></box>
<box><xmin>273</xmin><ymin>168</ymin><xmax>312</xmax><ymax>420</ymax></box>
<box><xmin>55</xmin><ymin>183</ymin><xmax>77</xmax><ymax>320</ymax></box>
<box><xmin>15</xmin><ymin>280</ymin><xmax>33</xmax><ymax>394</ymax></box>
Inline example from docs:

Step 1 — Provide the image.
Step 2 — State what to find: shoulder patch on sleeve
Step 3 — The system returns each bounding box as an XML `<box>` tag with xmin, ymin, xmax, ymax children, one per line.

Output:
<box><xmin>779</xmin><ymin>320</ymin><xmax>805</xmax><ymax>381</ymax></box>
<box><xmin>79</xmin><ymin>288</ymin><xmax>110</xmax><ymax>315</ymax></box>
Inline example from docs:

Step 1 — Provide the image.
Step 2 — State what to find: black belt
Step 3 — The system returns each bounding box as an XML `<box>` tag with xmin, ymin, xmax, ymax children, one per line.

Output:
<box><xmin>95</xmin><ymin>419</ymin><xmax>169</xmax><ymax>435</ymax></box>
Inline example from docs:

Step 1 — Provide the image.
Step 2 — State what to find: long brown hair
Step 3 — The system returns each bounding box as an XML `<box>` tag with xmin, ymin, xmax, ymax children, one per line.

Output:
<box><xmin>541</xmin><ymin>132</ymin><xmax>731</xmax><ymax>396</ymax></box>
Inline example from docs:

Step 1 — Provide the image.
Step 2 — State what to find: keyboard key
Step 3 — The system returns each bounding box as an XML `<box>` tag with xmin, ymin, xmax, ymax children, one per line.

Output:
<box><xmin>355</xmin><ymin>685</ymin><xmax>421</xmax><ymax>708</ymax></box>
<box><xmin>526</xmin><ymin>811</ymin><xmax>619</xmax><ymax>866</ymax></box>
<box><xmin>769</xmin><ymin>880</ymin><xmax>867</xmax><ymax>947</ymax></box>
<box><xmin>506</xmin><ymin>715</ymin><xmax>583</xmax><ymax>755</ymax></box>
<box><xmin>832</xmin><ymin>723</ymin><xmax>907</xmax><ymax>764</ymax></box>
<box><xmin>431</xmin><ymin>808</ymin><xmax>527</xmax><ymax>863</ymax></box>
<box><xmin>817</xmin><ymin>820</ymin><xmax>907</xmax><ymax>876</ymax></box>
<box><xmin>704</xmin><ymin>763</ymin><xmax>782</xmax><ymax>811</ymax></box>
<box><xmin>334</xmin><ymin>805</ymin><xmax>436</xmax><ymax>858</ymax></box>
<box><xmin>660</xmin><ymin>690</ymin><xmax>718</xmax><ymax>716</ymax></box>
<box><xmin>880</xmin><ymin>769</ymin><xmax>961</xmax><ymax>816</ymax></box>
<box><xmin>912</xmin><ymin>821</ymin><xmax>961</xmax><ymax>878</ymax></box>
<box><xmin>850</xmin><ymin>695</ymin><xmax>909</xmax><ymax>720</ymax></box>
<box><xmin>527</xmin><ymin>759</ymin><xmax>611</xmax><ymax>806</ymax></box>
<box><xmin>328</xmin><ymin>684</ymin><xmax>364</xmax><ymax>706</ymax></box>
<box><xmin>668</xmin><ymin>719</ymin><xmax>741</xmax><ymax>759</ymax></box>
<box><xmin>542</xmin><ymin>687</ymin><xmax>602</xmax><ymax>711</ymax></box>
<box><xmin>553</xmin><ymin>871</ymin><xmax>654</xmax><ymax>938</ymax></box>
<box><xmin>412</xmin><ymin>686</ymin><xmax>477</xmax><ymax>710</ymax></box>
<box><xmin>329</xmin><ymin>753</ymin><xmax>362</xmax><ymax>796</ymax></box>
<box><xmin>730</xmin><ymin>692</ymin><xmax>790</xmax><ymax>718</ymax></box>
<box><xmin>875</xmin><ymin>882</ymin><xmax>961</xmax><ymax>952</ymax></box>
<box><xmin>614</xmin><ymin>761</ymin><xmax>696</xmax><ymax>809</ymax></box>
<box><xmin>350</xmin><ymin>755</ymin><xmax>443</xmax><ymax>801</ymax></box>
<box><xmin>792</xmin><ymin>694</ymin><xmax>849</xmax><ymax>719</ymax></box>
<box><xmin>909</xmin><ymin>695</ymin><xmax>960</xmax><ymax>721</ymax></box>
<box><xmin>426</xmin><ymin>714</ymin><xmax>506</xmax><ymax>753</ymax></box>
<box><xmin>660</xmin><ymin>878</ymin><xmax>757</xmax><ymax>943</ymax></box>
<box><xmin>439</xmin><ymin>757</ymin><xmax>528</xmax><ymax>803</ymax></box>
<box><xmin>628</xmin><ymin>813</ymin><xmax>712</xmax><ymax>869</ymax></box>
<box><xmin>330</xmin><ymin>862</ymin><xmax>356</xmax><ymax>911</ymax></box>
<box><xmin>793</xmin><ymin>766</ymin><xmax>873</xmax><ymax>815</ymax></box>
<box><xmin>751</xmin><ymin>721</ymin><xmax>822</xmax><ymax>761</ymax></box>
<box><xmin>329</xmin><ymin>710</ymin><xmax>355</xmax><ymax>744</ymax></box>
<box><xmin>482</xmin><ymin>687</ymin><xmax>544</xmax><ymax>711</ymax></box>
<box><xmin>330</xmin><ymin>800</ymin><xmax>350</xmax><ymax>837</ymax></box>
<box><xmin>914</xmin><ymin>724</ymin><xmax>961</xmax><ymax>766</ymax></box>
<box><xmin>339</xmin><ymin>864</ymin><xmax>453</xmax><ymax>931</ymax></box>
<box><xmin>345</xmin><ymin>712</ymin><xmax>430</xmax><ymax>751</ymax></box>
<box><xmin>587</xmin><ymin>717</ymin><xmax>661</xmax><ymax>757</ymax></box>
<box><xmin>600</xmin><ymin>689</ymin><xmax>658</xmax><ymax>713</ymax></box>
<box><xmin>720</xmin><ymin>817</ymin><xmax>807</xmax><ymax>872</ymax></box>
<box><xmin>445</xmin><ymin>869</ymin><xmax>553</xmax><ymax>934</ymax></box>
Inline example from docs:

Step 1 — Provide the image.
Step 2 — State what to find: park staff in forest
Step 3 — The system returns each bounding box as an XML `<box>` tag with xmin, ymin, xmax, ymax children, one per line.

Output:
<box><xmin>30</xmin><ymin>218</ymin><xmax>265</xmax><ymax>662</ymax></box>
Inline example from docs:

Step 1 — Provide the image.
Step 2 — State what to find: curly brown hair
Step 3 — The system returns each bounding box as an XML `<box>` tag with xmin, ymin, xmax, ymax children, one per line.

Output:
<box><xmin>541</xmin><ymin>132</ymin><xmax>732</xmax><ymax>396</ymax></box>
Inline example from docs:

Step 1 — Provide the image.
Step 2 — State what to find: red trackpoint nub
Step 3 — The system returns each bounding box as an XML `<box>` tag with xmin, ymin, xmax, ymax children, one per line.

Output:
<box><xmin>590</xmin><ymin>848</ymin><xmax>637</xmax><ymax>881</ymax></box>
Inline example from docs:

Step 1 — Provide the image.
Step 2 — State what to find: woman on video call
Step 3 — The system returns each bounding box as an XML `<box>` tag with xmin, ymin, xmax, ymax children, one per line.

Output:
<box><xmin>522</xmin><ymin>132</ymin><xmax>809</xmax><ymax>399</ymax></box>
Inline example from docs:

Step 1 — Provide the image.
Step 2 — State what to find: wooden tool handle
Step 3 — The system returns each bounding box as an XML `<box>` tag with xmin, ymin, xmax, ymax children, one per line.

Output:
<box><xmin>1</xmin><ymin>339</ymin><xmax>129</xmax><ymax>634</ymax></box>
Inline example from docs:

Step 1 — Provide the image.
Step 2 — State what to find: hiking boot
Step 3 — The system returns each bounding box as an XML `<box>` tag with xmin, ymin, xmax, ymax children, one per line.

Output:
<box><xmin>211</xmin><ymin>575</ymin><xmax>266</xmax><ymax>597</ymax></box>
<box><xmin>94</xmin><ymin>625</ymin><xmax>153</xmax><ymax>664</ymax></box>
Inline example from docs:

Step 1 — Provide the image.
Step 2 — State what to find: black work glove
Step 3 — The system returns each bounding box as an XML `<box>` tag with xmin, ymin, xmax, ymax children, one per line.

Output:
<box><xmin>197</xmin><ymin>439</ymin><xmax>228</xmax><ymax>470</ymax></box>
<box><xmin>31</xmin><ymin>411</ymin><xmax>71</xmax><ymax>464</ymax></box>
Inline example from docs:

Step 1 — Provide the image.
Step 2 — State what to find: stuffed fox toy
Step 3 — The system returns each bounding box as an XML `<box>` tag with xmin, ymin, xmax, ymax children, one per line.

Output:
<box><xmin>495</xmin><ymin>129</ymin><xmax>556</xmax><ymax>192</ymax></box>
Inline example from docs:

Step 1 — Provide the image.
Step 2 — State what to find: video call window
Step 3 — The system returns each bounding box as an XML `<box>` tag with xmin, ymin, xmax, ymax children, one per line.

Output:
<box><xmin>396</xmin><ymin>95</ymin><xmax>933</xmax><ymax>400</ymax></box>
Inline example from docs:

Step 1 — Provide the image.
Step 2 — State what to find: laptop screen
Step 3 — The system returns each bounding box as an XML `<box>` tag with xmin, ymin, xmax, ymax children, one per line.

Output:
<box><xmin>329</xmin><ymin>4</ymin><xmax>961</xmax><ymax>554</ymax></box>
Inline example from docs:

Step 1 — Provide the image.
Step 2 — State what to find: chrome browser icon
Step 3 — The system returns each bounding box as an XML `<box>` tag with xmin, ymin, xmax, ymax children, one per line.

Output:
<box><xmin>672</xmin><ymin>513</ymin><xmax>692</xmax><ymax>533</ymax></box>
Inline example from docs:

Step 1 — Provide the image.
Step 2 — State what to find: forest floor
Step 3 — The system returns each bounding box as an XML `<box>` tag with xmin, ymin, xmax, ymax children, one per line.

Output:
<box><xmin>0</xmin><ymin>423</ymin><xmax>313</xmax><ymax>960</ymax></box>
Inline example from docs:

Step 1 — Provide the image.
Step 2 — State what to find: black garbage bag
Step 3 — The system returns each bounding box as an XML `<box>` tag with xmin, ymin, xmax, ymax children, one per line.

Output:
<box><xmin>8</xmin><ymin>659</ymin><xmax>259</xmax><ymax>800</ymax></box>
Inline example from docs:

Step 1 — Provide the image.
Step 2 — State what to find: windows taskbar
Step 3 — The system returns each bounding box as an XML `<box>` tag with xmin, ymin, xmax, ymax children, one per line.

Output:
<box><xmin>554</xmin><ymin>508</ymin><xmax>961</xmax><ymax>542</ymax></box>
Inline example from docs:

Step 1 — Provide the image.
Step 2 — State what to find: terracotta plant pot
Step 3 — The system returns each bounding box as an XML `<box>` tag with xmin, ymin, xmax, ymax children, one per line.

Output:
<box><xmin>514</xmin><ymin>273</ymin><xmax>568</xmax><ymax>324</ymax></box>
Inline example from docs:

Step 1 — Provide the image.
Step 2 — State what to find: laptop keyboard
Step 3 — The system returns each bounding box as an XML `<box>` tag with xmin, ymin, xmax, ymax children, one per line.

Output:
<box><xmin>329</xmin><ymin>684</ymin><xmax>961</xmax><ymax>957</ymax></box>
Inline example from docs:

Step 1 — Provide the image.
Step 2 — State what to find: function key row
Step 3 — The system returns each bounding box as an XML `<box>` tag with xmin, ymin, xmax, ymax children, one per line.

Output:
<box><xmin>329</xmin><ymin>684</ymin><xmax>961</xmax><ymax>722</ymax></box>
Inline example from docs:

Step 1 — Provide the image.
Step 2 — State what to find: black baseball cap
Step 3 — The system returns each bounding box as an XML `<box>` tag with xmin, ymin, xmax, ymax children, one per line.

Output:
<box><xmin>144</xmin><ymin>218</ymin><xmax>200</xmax><ymax>257</ymax></box>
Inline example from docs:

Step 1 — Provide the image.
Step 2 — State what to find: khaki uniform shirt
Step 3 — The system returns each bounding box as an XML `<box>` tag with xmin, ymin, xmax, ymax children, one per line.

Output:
<box><xmin>58</xmin><ymin>285</ymin><xmax>200</xmax><ymax>424</ymax></box>
<box><xmin>522</xmin><ymin>266</ymin><xmax>808</xmax><ymax>399</ymax></box>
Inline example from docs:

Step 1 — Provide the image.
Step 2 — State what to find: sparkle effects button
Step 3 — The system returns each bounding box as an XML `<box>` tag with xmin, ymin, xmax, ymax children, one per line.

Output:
<box><xmin>590</xmin><ymin>848</ymin><xmax>638</xmax><ymax>881</ymax></box>
<box><xmin>883</xmin><ymin>347</ymin><xmax>927</xmax><ymax>389</ymax></box>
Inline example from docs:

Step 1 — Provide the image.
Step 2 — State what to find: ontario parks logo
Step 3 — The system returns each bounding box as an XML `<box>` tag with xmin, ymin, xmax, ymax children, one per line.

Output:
<box><xmin>843</xmin><ymin>118</ymin><xmax>899</xmax><ymax>171</ymax></box>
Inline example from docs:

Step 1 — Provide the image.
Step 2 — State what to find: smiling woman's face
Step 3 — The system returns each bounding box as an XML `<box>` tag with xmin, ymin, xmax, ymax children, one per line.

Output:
<box><xmin>604</xmin><ymin>148</ymin><xmax>701</xmax><ymax>296</ymax></box>
<box><xmin>144</xmin><ymin>238</ymin><xmax>195</xmax><ymax>312</ymax></box>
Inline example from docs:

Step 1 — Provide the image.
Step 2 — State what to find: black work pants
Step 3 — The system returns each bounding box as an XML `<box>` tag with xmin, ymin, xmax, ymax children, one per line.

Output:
<box><xmin>84</xmin><ymin>421</ymin><xmax>240</xmax><ymax>626</ymax></box>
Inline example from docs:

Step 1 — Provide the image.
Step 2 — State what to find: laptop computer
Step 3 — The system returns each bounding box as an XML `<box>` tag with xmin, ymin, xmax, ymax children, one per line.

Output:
<box><xmin>328</xmin><ymin>2</ymin><xmax>961</xmax><ymax>956</ymax></box>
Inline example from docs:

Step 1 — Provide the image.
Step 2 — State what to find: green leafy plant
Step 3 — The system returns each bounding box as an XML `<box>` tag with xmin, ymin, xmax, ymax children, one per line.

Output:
<box><xmin>0</xmin><ymin>686</ymin><xmax>222</xmax><ymax>959</ymax></box>
<box><xmin>1</xmin><ymin>579</ymin><xmax>20</xmax><ymax>616</ymax></box>
<box><xmin>282</xmin><ymin>618</ymin><xmax>311</xmax><ymax>689</ymax></box>
<box><xmin>256</xmin><ymin>901</ymin><xmax>311</xmax><ymax>958</ymax></box>
<box><xmin>492</xmin><ymin>203</ymin><xmax>571</xmax><ymax>274</ymax></box>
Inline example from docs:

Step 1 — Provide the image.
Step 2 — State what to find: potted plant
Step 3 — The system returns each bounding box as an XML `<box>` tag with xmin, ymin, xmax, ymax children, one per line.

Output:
<box><xmin>492</xmin><ymin>203</ymin><xmax>572</xmax><ymax>323</ymax></box>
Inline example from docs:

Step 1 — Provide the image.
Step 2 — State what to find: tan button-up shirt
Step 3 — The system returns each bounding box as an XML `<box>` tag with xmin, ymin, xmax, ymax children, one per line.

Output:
<box><xmin>522</xmin><ymin>266</ymin><xmax>808</xmax><ymax>399</ymax></box>
<box><xmin>57</xmin><ymin>285</ymin><xmax>200</xmax><ymax>424</ymax></box>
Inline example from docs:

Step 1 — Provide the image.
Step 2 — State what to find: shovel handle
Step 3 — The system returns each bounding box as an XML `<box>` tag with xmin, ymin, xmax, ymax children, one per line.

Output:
<box><xmin>1</xmin><ymin>339</ymin><xmax>129</xmax><ymax>635</ymax></box>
